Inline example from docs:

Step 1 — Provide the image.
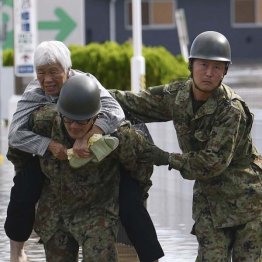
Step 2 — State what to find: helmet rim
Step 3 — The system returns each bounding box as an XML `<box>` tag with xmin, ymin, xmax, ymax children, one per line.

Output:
<box><xmin>189</xmin><ymin>31</ymin><xmax>231</xmax><ymax>63</ymax></box>
<box><xmin>56</xmin><ymin>75</ymin><xmax>101</xmax><ymax>121</ymax></box>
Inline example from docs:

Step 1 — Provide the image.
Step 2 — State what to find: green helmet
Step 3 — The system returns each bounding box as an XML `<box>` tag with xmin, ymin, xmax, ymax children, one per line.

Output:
<box><xmin>57</xmin><ymin>74</ymin><xmax>101</xmax><ymax>120</ymax></box>
<box><xmin>189</xmin><ymin>31</ymin><xmax>231</xmax><ymax>62</ymax></box>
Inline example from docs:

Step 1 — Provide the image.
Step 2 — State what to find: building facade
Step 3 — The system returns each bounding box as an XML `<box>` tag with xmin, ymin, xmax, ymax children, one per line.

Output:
<box><xmin>85</xmin><ymin>0</ymin><xmax>262</xmax><ymax>61</ymax></box>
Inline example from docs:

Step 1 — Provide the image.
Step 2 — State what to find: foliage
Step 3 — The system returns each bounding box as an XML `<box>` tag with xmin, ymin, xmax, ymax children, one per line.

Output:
<box><xmin>2</xmin><ymin>42</ymin><xmax>189</xmax><ymax>90</ymax></box>
<box><xmin>70</xmin><ymin>41</ymin><xmax>189</xmax><ymax>90</ymax></box>
<box><xmin>70</xmin><ymin>42</ymin><xmax>132</xmax><ymax>90</ymax></box>
<box><xmin>143</xmin><ymin>45</ymin><xmax>189</xmax><ymax>87</ymax></box>
<box><xmin>2</xmin><ymin>49</ymin><xmax>14</xmax><ymax>66</ymax></box>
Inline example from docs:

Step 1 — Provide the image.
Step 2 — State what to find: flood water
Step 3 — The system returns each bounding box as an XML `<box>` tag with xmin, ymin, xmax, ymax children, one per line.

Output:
<box><xmin>1</xmin><ymin>62</ymin><xmax>262</xmax><ymax>261</ymax></box>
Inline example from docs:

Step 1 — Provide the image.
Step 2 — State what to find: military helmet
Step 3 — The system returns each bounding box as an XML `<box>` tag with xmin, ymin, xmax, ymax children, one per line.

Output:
<box><xmin>189</xmin><ymin>31</ymin><xmax>231</xmax><ymax>62</ymax></box>
<box><xmin>57</xmin><ymin>74</ymin><xmax>101</xmax><ymax>120</ymax></box>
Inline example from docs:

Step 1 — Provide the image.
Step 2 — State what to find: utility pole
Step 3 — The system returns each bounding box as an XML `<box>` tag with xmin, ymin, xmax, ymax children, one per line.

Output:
<box><xmin>175</xmin><ymin>9</ymin><xmax>189</xmax><ymax>62</ymax></box>
<box><xmin>13</xmin><ymin>0</ymin><xmax>37</xmax><ymax>94</ymax></box>
<box><xmin>0</xmin><ymin>0</ymin><xmax>4</xmax><ymax>164</ymax></box>
<box><xmin>131</xmin><ymin>0</ymin><xmax>145</xmax><ymax>92</ymax></box>
<box><xmin>109</xmin><ymin>0</ymin><xmax>117</xmax><ymax>42</ymax></box>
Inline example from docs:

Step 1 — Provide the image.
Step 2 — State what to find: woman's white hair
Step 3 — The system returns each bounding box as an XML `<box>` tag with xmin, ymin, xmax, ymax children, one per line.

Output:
<box><xmin>34</xmin><ymin>41</ymin><xmax>72</xmax><ymax>72</ymax></box>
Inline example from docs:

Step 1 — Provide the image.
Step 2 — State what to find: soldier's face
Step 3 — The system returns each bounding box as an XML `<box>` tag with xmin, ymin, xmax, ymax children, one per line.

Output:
<box><xmin>36</xmin><ymin>63</ymin><xmax>69</xmax><ymax>96</ymax></box>
<box><xmin>63</xmin><ymin>117</ymin><xmax>94</xmax><ymax>140</ymax></box>
<box><xmin>192</xmin><ymin>59</ymin><xmax>226</xmax><ymax>94</ymax></box>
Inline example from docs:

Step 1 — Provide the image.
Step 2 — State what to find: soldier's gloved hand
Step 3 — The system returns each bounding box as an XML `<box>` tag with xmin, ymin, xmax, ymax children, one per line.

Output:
<box><xmin>139</xmin><ymin>144</ymin><xmax>170</xmax><ymax>166</ymax></box>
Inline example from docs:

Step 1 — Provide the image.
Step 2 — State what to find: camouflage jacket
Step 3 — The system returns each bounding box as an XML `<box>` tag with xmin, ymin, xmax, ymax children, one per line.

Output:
<box><xmin>112</xmin><ymin>79</ymin><xmax>262</xmax><ymax>228</ymax></box>
<box><xmin>15</xmin><ymin>105</ymin><xmax>153</xmax><ymax>243</ymax></box>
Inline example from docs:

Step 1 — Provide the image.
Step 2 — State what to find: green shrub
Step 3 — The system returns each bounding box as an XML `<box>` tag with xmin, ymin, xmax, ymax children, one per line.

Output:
<box><xmin>143</xmin><ymin>46</ymin><xmax>189</xmax><ymax>87</ymax></box>
<box><xmin>3</xmin><ymin>49</ymin><xmax>14</xmax><ymax>66</ymax></box>
<box><xmin>70</xmin><ymin>42</ymin><xmax>133</xmax><ymax>90</ymax></box>
<box><xmin>3</xmin><ymin>43</ymin><xmax>189</xmax><ymax>90</ymax></box>
<box><xmin>70</xmin><ymin>41</ymin><xmax>189</xmax><ymax>90</ymax></box>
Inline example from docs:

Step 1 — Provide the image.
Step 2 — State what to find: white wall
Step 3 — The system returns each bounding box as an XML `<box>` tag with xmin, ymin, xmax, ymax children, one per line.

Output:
<box><xmin>0</xmin><ymin>67</ymin><xmax>15</xmax><ymax>121</ymax></box>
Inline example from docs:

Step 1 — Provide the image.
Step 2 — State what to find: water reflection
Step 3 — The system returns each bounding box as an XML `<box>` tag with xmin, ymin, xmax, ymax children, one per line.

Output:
<box><xmin>147</xmin><ymin>122</ymin><xmax>198</xmax><ymax>261</ymax></box>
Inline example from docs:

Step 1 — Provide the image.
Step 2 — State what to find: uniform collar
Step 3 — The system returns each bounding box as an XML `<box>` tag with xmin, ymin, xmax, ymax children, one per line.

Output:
<box><xmin>175</xmin><ymin>80</ymin><xmax>222</xmax><ymax>119</ymax></box>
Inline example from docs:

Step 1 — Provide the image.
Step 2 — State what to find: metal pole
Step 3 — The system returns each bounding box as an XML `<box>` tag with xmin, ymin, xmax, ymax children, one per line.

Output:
<box><xmin>131</xmin><ymin>0</ymin><xmax>145</xmax><ymax>92</ymax></box>
<box><xmin>109</xmin><ymin>0</ymin><xmax>117</xmax><ymax>42</ymax></box>
<box><xmin>0</xmin><ymin>0</ymin><xmax>3</xmax><ymax>164</ymax></box>
<box><xmin>175</xmin><ymin>9</ymin><xmax>189</xmax><ymax>62</ymax></box>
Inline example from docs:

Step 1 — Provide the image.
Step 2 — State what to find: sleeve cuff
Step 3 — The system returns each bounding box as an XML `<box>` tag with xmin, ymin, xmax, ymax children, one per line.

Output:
<box><xmin>168</xmin><ymin>153</ymin><xmax>184</xmax><ymax>170</ymax></box>
<box><xmin>38</xmin><ymin>138</ymin><xmax>52</xmax><ymax>156</ymax></box>
<box><xmin>94</xmin><ymin>118</ymin><xmax>109</xmax><ymax>134</ymax></box>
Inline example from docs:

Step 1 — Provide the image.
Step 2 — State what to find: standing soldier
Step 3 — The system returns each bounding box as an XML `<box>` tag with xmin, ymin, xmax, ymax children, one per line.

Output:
<box><xmin>111</xmin><ymin>31</ymin><xmax>262</xmax><ymax>261</ymax></box>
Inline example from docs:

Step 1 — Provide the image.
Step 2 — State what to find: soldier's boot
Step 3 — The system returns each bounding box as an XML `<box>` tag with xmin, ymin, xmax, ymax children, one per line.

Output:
<box><xmin>10</xmin><ymin>240</ymin><xmax>28</xmax><ymax>262</ymax></box>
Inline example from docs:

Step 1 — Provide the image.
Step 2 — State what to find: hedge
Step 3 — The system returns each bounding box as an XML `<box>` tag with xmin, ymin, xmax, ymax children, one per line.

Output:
<box><xmin>3</xmin><ymin>42</ymin><xmax>189</xmax><ymax>90</ymax></box>
<box><xmin>70</xmin><ymin>41</ymin><xmax>189</xmax><ymax>90</ymax></box>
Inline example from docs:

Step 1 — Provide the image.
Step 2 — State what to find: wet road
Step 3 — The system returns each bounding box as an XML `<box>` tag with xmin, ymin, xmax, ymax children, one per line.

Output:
<box><xmin>0</xmin><ymin>62</ymin><xmax>262</xmax><ymax>261</ymax></box>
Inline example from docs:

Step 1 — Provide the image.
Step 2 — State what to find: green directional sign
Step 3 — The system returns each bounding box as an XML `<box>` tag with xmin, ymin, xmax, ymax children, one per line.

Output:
<box><xmin>5</xmin><ymin>0</ymin><xmax>12</xmax><ymax>8</ymax></box>
<box><xmin>1</xmin><ymin>0</ymin><xmax>84</xmax><ymax>49</ymax></box>
<box><xmin>38</xmin><ymin>8</ymin><xmax>76</xmax><ymax>41</ymax></box>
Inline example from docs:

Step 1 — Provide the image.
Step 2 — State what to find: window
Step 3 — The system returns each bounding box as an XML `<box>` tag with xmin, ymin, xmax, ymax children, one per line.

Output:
<box><xmin>126</xmin><ymin>0</ymin><xmax>176</xmax><ymax>29</ymax></box>
<box><xmin>233</xmin><ymin>0</ymin><xmax>262</xmax><ymax>26</ymax></box>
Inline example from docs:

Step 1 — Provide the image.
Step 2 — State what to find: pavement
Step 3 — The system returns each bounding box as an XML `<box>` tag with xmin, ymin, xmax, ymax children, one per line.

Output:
<box><xmin>224</xmin><ymin>61</ymin><xmax>262</xmax><ymax>88</ymax></box>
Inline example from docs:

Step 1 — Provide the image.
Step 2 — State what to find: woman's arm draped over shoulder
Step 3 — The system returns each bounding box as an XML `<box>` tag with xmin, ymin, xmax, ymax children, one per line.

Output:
<box><xmin>8</xmin><ymin>80</ymin><xmax>52</xmax><ymax>156</ymax></box>
<box><xmin>8</xmin><ymin>71</ymin><xmax>125</xmax><ymax>156</ymax></box>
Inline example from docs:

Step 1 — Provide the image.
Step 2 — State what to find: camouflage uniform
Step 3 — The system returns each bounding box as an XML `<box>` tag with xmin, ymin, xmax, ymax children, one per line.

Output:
<box><xmin>8</xmin><ymin>105</ymin><xmax>153</xmax><ymax>262</ymax></box>
<box><xmin>112</xmin><ymin>79</ymin><xmax>262</xmax><ymax>261</ymax></box>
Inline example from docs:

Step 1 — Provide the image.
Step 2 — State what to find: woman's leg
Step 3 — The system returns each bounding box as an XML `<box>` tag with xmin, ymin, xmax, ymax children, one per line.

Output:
<box><xmin>4</xmin><ymin>156</ymin><xmax>45</xmax><ymax>262</ymax></box>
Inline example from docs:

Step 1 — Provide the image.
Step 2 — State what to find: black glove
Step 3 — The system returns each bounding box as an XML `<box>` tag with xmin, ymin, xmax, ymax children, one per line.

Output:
<box><xmin>139</xmin><ymin>144</ymin><xmax>169</xmax><ymax>166</ymax></box>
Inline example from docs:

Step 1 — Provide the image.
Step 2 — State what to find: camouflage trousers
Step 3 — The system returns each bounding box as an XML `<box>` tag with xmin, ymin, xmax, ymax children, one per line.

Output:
<box><xmin>193</xmin><ymin>211</ymin><xmax>262</xmax><ymax>262</ymax></box>
<box><xmin>43</xmin><ymin>226</ymin><xmax>118</xmax><ymax>262</ymax></box>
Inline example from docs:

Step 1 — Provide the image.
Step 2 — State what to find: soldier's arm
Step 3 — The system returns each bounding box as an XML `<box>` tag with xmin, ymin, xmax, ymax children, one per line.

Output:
<box><xmin>169</xmin><ymin>103</ymin><xmax>246</xmax><ymax>180</ymax></box>
<box><xmin>29</xmin><ymin>105</ymin><xmax>68</xmax><ymax>160</ymax></box>
<box><xmin>137</xmin><ymin>100</ymin><xmax>249</xmax><ymax>181</ymax></box>
<box><xmin>116</xmin><ymin>125</ymin><xmax>153</xmax><ymax>172</ymax></box>
<box><xmin>109</xmin><ymin>86</ymin><xmax>173</xmax><ymax>123</ymax></box>
<box><xmin>29</xmin><ymin>105</ymin><xmax>57</xmax><ymax>137</ymax></box>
